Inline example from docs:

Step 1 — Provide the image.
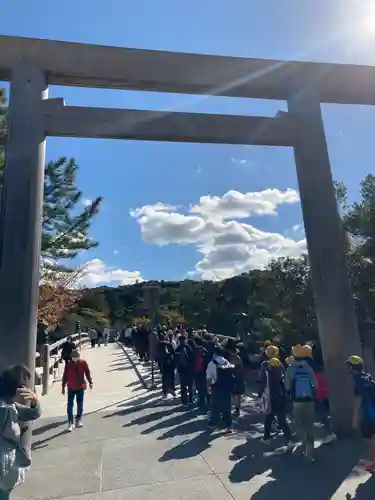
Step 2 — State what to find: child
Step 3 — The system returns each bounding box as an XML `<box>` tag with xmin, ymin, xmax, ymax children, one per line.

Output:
<box><xmin>284</xmin><ymin>356</ymin><xmax>295</xmax><ymax>425</ymax></box>
<box><xmin>346</xmin><ymin>355</ymin><xmax>375</xmax><ymax>472</ymax></box>
<box><xmin>285</xmin><ymin>344</ymin><xmax>316</xmax><ymax>462</ymax></box>
<box><xmin>314</xmin><ymin>365</ymin><xmax>337</xmax><ymax>444</ymax></box>
<box><xmin>259</xmin><ymin>357</ymin><xmax>293</xmax><ymax>447</ymax></box>
<box><xmin>259</xmin><ymin>345</ymin><xmax>280</xmax><ymax>376</ymax></box>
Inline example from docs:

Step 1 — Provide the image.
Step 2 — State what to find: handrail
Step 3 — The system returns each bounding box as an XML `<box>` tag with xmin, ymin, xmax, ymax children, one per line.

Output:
<box><xmin>36</xmin><ymin>332</ymin><xmax>90</xmax><ymax>395</ymax></box>
<box><xmin>49</xmin><ymin>332</ymin><xmax>88</xmax><ymax>351</ymax></box>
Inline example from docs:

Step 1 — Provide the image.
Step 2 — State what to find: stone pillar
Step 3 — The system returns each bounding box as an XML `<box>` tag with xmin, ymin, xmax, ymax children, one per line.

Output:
<box><xmin>288</xmin><ymin>89</ymin><xmax>361</xmax><ymax>435</ymax></box>
<box><xmin>0</xmin><ymin>63</ymin><xmax>47</xmax><ymax>384</ymax></box>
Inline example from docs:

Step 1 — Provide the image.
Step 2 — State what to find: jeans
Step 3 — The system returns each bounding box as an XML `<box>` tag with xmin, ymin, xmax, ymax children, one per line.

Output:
<box><xmin>67</xmin><ymin>388</ymin><xmax>84</xmax><ymax>424</ymax></box>
<box><xmin>293</xmin><ymin>401</ymin><xmax>315</xmax><ymax>456</ymax></box>
<box><xmin>210</xmin><ymin>386</ymin><xmax>232</xmax><ymax>428</ymax></box>
<box><xmin>179</xmin><ymin>371</ymin><xmax>194</xmax><ymax>405</ymax></box>
<box><xmin>195</xmin><ymin>371</ymin><xmax>208</xmax><ymax>409</ymax></box>
<box><xmin>162</xmin><ymin>367</ymin><xmax>175</xmax><ymax>396</ymax></box>
<box><xmin>264</xmin><ymin>409</ymin><xmax>292</xmax><ymax>441</ymax></box>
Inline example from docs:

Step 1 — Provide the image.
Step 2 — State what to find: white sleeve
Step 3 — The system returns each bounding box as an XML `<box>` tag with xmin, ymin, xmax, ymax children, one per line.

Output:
<box><xmin>206</xmin><ymin>361</ymin><xmax>217</xmax><ymax>382</ymax></box>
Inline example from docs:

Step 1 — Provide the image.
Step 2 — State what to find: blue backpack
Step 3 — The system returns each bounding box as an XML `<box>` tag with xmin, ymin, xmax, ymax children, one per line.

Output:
<box><xmin>291</xmin><ymin>364</ymin><xmax>315</xmax><ymax>401</ymax></box>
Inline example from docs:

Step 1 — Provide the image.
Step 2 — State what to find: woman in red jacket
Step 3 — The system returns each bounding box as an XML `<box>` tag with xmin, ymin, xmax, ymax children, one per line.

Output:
<box><xmin>62</xmin><ymin>350</ymin><xmax>93</xmax><ymax>432</ymax></box>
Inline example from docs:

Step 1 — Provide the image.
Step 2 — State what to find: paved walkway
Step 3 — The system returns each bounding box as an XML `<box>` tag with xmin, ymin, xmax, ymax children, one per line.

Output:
<box><xmin>13</xmin><ymin>344</ymin><xmax>375</xmax><ymax>499</ymax></box>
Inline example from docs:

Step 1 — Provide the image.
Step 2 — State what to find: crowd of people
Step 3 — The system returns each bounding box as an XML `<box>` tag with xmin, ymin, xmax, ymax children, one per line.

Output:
<box><xmin>127</xmin><ymin>324</ymin><xmax>375</xmax><ymax>470</ymax></box>
<box><xmin>2</xmin><ymin>324</ymin><xmax>375</xmax><ymax>497</ymax></box>
<box><xmin>129</xmin><ymin>324</ymin><xmax>247</xmax><ymax>432</ymax></box>
<box><xmin>257</xmin><ymin>339</ymin><xmax>375</xmax><ymax>469</ymax></box>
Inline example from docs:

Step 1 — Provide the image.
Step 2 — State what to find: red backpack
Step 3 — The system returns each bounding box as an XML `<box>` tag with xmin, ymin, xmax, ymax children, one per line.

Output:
<box><xmin>194</xmin><ymin>348</ymin><xmax>205</xmax><ymax>372</ymax></box>
<box><xmin>315</xmin><ymin>371</ymin><xmax>328</xmax><ymax>401</ymax></box>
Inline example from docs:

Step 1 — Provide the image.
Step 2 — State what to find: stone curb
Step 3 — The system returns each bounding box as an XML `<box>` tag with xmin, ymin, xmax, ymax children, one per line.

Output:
<box><xmin>117</xmin><ymin>342</ymin><xmax>149</xmax><ymax>390</ymax></box>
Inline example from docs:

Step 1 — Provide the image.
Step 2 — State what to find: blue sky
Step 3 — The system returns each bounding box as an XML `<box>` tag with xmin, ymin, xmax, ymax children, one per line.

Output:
<box><xmin>2</xmin><ymin>0</ymin><xmax>375</xmax><ymax>285</ymax></box>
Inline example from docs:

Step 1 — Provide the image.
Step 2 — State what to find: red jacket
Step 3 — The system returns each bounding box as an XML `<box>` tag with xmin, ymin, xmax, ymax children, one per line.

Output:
<box><xmin>62</xmin><ymin>359</ymin><xmax>92</xmax><ymax>390</ymax></box>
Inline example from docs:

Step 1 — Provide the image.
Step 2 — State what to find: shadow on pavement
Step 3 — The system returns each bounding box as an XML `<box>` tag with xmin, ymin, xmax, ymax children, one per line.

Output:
<box><xmin>228</xmin><ymin>433</ymin><xmax>372</xmax><ymax>499</ymax></box>
<box><xmin>101</xmin><ymin>347</ymin><xmax>375</xmax><ymax>499</ymax></box>
<box><xmin>32</xmin><ymin>419</ymin><xmax>66</xmax><ymax>437</ymax></box>
<box><xmin>159</xmin><ymin>428</ymin><xmax>227</xmax><ymax>461</ymax></box>
<box><xmin>102</xmin><ymin>392</ymin><xmax>164</xmax><ymax>419</ymax></box>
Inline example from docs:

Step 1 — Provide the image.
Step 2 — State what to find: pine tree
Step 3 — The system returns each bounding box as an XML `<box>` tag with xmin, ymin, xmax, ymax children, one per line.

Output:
<box><xmin>42</xmin><ymin>157</ymin><xmax>102</xmax><ymax>264</ymax></box>
<box><xmin>0</xmin><ymin>93</ymin><xmax>102</xmax><ymax>270</ymax></box>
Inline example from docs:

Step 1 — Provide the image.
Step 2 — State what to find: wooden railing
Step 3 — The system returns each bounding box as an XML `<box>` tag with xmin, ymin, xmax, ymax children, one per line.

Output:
<box><xmin>35</xmin><ymin>332</ymin><xmax>90</xmax><ymax>395</ymax></box>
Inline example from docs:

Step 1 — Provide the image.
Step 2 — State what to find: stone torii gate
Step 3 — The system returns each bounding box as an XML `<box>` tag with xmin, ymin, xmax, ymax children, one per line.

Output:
<box><xmin>0</xmin><ymin>35</ymin><xmax>370</xmax><ymax>432</ymax></box>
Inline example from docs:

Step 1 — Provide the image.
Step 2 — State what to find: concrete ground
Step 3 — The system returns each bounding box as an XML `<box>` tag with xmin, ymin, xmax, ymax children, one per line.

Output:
<box><xmin>14</xmin><ymin>344</ymin><xmax>375</xmax><ymax>499</ymax></box>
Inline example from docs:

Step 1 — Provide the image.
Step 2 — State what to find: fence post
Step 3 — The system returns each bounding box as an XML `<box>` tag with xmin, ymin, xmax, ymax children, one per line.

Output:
<box><xmin>42</xmin><ymin>343</ymin><xmax>50</xmax><ymax>395</ymax></box>
<box><xmin>76</xmin><ymin>321</ymin><xmax>82</xmax><ymax>350</ymax></box>
<box><xmin>150</xmin><ymin>361</ymin><xmax>157</xmax><ymax>389</ymax></box>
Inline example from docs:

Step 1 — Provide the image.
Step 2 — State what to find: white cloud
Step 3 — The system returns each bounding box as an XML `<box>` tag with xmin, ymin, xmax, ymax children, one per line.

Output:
<box><xmin>130</xmin><ymin>188</ymin><xmax>306</xmax><ymax>281</ymax></box>
<box><xmin>82</xmin><ymin>198</ymin><xmax>92</xmax><ymax>207</ymax></box>
<box><xmin>78</xmin><ymin>259</ymin><xmax>143</xmax><ymax>287</ymax></box>
<box><xmin>231</xmin><ymin>157</ymin><xmax>248</xmax><ymax>165</ymax></box>
<box><xmin>190</xmin><ymin>188</ymin><xmax>299</xmax><ymax>220</ymax></box>
<box><xmin>292</xmin><ymin>224</ymin><xmax>302</xmax><ymax>232</ymax></box>
<box><xmin>113</xmin><ymin>249</ymin><xmax>120</xmax><ymax>255</ymax></box>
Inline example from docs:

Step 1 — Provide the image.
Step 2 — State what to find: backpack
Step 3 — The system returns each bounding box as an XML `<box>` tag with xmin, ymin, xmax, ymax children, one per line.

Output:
<box><xmin>359</xmin><ymin>372</ymin><xmax>375</xmax><ymax>407</ymax></box>
<box><xmin>194</xmin><ymin>349</ymin><xmax>203</xmax><ymax>372</ymax></box>
<box><xmin>213</xmin><ymin>359</ymin><xmax>235</xmax><ymax>392</ymax></box>
<box><xmin>161</xmin><ymin>345</ymin><xmax>174</xmax><ymax>367</ymax></box>
<box><xmin>291</xmin><ymin>364</ymin><xmax>315</xmax><ymax>401</ymax></box>
<box><xmin>176</xmin><ymin>346</ymin><xmax>190</xmax><ymax>370</ymax></box>
<box><xmin>315</xmin><ymin>371</ymin><xmax>328</xmax><ymax>401</ymax></box>
<box><xmin>194</xmin><ymin>348</ymin><xmax>208</xmax><ymax>372</ymax></box>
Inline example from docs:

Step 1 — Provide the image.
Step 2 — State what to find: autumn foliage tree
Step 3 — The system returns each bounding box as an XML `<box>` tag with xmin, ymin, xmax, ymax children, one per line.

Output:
<box><xmin>38</xmin><ymin>266</ymin><xmax>88</xmax><ymax>334</ymax></box>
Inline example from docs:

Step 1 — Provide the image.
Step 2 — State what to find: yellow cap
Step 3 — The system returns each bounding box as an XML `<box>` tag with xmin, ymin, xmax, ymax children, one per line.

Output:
<box><xmin>268</xmin><ymin>357</ymin><xmax>282</xmax><ymax>368</ymax></box>
<box><xmin>292</xmin><ymin>344</ymin><xmax>304</xmax><ymax>358</ymax></box>
<box><xmin>301</xmin><ymin>344</ymin><xmax>313</xmax><ymax>358</ymax></box>
<box><xmin>264</xmin><ymin>340</ymin><xmax>272</xmax><ymax>347</ymax></box>
<box><xmin>285</xmin><ymin>356</ymin><xmax>295</xmax><ymax>366</ymax></box>
<box><xmin>292</xmin><ymin>344</ymin><xmax>312</xmax><ymax>358</ymax></box>
<box><xmin>345</xmin><ymin>355</ymin><xmax>363</xmax><ymax>366</ymax></box>
<box><xmin>265</xmin><ymin>345</ymin><xmax>279</xmax><ymax>358</ymax></box>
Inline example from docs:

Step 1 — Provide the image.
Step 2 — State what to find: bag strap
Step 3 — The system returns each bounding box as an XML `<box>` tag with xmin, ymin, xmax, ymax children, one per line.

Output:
<box><xmin>0</xmin><ymin>407</ymin><xmax>9</xmax><ymax>438</ymax></box>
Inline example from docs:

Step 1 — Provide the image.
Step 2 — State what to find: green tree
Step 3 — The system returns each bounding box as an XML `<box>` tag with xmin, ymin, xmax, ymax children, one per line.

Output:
<box><xmin>42</xmin><ymin>157</ymin><xmax>102</xmax><ymax>264</ymax></box>
<box><xmin>339</xmin><ymin>174</ymin><xmax>375</xmax><ymax>329</ymax></box>
<box><xmin>0</xmin><ymin>92</ymin><xmax>102</xmax><ymax>270</ymax></box>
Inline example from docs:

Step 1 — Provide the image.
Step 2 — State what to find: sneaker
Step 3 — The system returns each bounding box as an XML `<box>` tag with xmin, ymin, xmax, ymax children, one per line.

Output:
<box><xmin>224</xmin><ymin>428</ymin><xmax>233</xmax><ymax>434</ymax></box>
<box><xmin>322</xmin><ymin>433</ymin><xmax>337</xmax><ymax>445</ymax></box>
<box><xmin>75</xmin><ymin>420</ymin><xmax>83</xmax><ymax>428</ymax></box>
<box><xmin>67</xmin><ymin>424</ymin><xmax>74</xmax><ymax>432</ymax></box>
<box><xmin>285</xmin><ymin>441</ymin><xmax>295</xmax><ymax>451</ymax></box>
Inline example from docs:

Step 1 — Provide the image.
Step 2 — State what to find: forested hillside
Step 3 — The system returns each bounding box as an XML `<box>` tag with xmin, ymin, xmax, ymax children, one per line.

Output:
<box><xmin>62</xmin><ymin>255</ymin><xmax>314</xmax><ymax>342</ymax></box>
